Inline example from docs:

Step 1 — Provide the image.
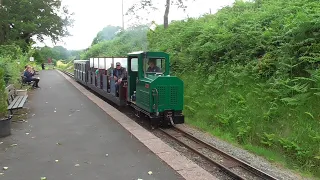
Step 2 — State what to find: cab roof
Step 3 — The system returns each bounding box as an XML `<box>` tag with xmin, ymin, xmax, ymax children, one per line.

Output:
<box><xmin>127</xmin><ymin>51</ymin><xmax>169</xmax><ymax>57</ymax></box>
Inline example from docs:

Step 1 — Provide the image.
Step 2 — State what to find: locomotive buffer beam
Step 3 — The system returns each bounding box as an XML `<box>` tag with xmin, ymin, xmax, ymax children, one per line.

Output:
<box><xmin>164</xmin><ymin>110</ymin><xmax>175</xmax><ymax>126</ymax></box>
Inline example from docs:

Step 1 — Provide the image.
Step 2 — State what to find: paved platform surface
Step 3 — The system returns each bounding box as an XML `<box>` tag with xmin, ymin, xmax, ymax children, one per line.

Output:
<box><xmin>0</xmin><ymin>70</ymin><xmax>184</xmax><ymax>180</ymax></box>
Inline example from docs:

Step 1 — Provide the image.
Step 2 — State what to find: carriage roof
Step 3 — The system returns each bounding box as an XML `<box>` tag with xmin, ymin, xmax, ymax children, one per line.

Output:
<box><xmin>74</xmin><ymin>60</ymin><xmax>89</xmax><ymax>64</ymax></box>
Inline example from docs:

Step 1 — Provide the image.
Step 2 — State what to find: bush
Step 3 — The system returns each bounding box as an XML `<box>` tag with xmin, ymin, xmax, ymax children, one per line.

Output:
<box><xmin>56</xmin><ymin>60</ymin><xmax>74</xmax><ymax>73</ymax></box>
<box><xmin>0</xmin><ymin>45</ymin><xmax>33</xmax><ymax>86</ymax></box>
<box><xmin>0</xmin><ymin>68</ymin><xmax>8</xmax><ymax>119</ymax></box>
<box><xmin>147</xmin><ymin>0</ymin><xmax>320</xmax><ymax>177</ymax></box>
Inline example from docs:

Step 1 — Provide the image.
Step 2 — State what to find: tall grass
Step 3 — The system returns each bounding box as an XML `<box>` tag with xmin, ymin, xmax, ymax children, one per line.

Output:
<box><xmin>178</xmin><ymin>63</ymin><xmax>320</xmax><ymax>177</ymax></box>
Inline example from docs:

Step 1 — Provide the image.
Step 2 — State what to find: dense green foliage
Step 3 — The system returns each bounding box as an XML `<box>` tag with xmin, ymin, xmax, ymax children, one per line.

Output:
<box><xmin>0</xmin><ymin>0</ymin><xmax>73</xmax><ymax>82</ymax></box>
<box><xmin>0</xmin><ymin>45</ymin><xmax>34</xmax><ymax>119</ymax></box>
<box><xmin>0</xmin><ymin>0</ymin><xmax>73</xmax><ymax>51</ymax></box>
<box><xmin>147</xmin><ymin>0</ymin><xmax>320</xmax><ymax>177</ymax></box>
<box><xmin>81</xmin><ymin>25</ymin><xmax>148</xmax><ymax>59</ymax></box>
<box><xmin>0</xmin><ymin>0</ymin><xmax>72</xmax><ymax>119</ymax></box>
<box><xmin>0</xmin><ymin>45</ymin><xmax>34</xmax><ymax>85</ymax></box>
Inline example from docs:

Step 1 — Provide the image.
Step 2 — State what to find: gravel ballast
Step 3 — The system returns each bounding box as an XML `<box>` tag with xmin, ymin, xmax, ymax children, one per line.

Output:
<box><xmin>121</xmin><ymin>106</ymin><xmax>313</xmax><ymax>180</ymax></box>
<box><xmin>176</xmin><ymin>124</ymin><xmax>314</xmax><ymax>180</ymax></box>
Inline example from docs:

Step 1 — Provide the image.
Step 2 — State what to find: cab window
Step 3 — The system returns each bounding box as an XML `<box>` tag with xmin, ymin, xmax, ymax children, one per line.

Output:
<box><xmin>131</xmin><ymin>58</ymin><xmax>138</xmax><ymax>72</ymax></box>
<box><xmin>143</xmin><ymin>58</ymin><xmax>165</xmax><ymax>77</ymax></box>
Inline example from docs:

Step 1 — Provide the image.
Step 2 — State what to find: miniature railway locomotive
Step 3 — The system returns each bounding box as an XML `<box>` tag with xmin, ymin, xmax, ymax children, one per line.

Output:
<box><xmin>73</xmin><ymin>51</ymin><xmax>184</xmax><ymax>127</ymax></box>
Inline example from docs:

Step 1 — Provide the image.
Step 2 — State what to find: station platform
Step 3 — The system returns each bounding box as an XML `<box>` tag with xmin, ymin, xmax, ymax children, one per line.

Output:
<box><xmin>0</xmin><ymin>70</ymin><xmax>186</xmax><ymax>180</ymax></box>
<box><xmin>0</xmin><ymin>70</ymin><xmax>216</xmax><ymax>180</ymax></box>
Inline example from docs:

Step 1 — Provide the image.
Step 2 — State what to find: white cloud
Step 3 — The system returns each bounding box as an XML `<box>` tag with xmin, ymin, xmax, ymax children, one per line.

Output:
<box><xmin>35</xmin><ymin>0</ymin><xmax>234</xmax><ymax>50</ymax></box>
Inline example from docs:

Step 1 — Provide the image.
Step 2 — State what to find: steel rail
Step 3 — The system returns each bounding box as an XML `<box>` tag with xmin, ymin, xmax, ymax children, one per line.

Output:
<box><xmin>61</xmin><ymin>70</ymin><xmax>74</xmax><ymax>78</ymax></box>
<box><xmin>159</xmin><ymin>127</ymin><xmax>278</xmax><ymax>180</ymax></box>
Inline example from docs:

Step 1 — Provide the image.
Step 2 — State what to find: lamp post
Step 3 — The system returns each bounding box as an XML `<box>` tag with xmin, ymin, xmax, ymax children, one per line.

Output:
<box><xmin>122</xmin><ymin>0</ymin><xmax>124</xmax><ymax>30</ymax></box>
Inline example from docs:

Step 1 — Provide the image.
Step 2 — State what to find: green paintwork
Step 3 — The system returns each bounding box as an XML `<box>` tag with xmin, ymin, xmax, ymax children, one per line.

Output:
<box><xmin>126</xmin><ymin>51</ymin><xmax>184</xmax><ymax>114</ymax></box>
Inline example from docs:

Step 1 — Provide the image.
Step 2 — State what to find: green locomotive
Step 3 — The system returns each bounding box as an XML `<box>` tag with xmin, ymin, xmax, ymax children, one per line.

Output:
<box><xmin>74</xmin><ymin>51</ymin><xmax>184</xmax><ymax>127</ymax></box>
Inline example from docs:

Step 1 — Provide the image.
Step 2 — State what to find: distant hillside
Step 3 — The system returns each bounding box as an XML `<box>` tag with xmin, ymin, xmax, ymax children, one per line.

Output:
<box><xmin>80</xmin><ymin>25</ymin><xmax>149</xmax><ymax>59</ymax></box>
<box><xmin>91</xmin><ymin>25</ymin><xmax>122</xmax><ymax>46</ymax></box>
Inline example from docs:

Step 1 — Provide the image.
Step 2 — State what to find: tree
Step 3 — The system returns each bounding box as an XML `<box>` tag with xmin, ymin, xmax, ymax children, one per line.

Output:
<box><xmin>52</xmin><ymin>46</ymin><xmax>70</xmax><ymax>60</ymax></box>
<box><xmin>91</xmin><ymin>25</ymin><xmax>122</xmax><ymax>46</ymax></box>
<box><xmin>127</xmin><ymin>0</ymin><xmax>190</xmax><ymax>28</ymax></box>
<box><xmin>69</xmin><ymin>50</ymin><xmax>83</xmax><ymax>60</ymax></box>
<box><xmin>33</xmin><ymin>46</ymin><xmax>55</xmax><ymax>63</ymax></box>
<box><xmin>0</xmin><ymin>0</ymin><xmax>73</xmax><ymax>50</ymax></box>
<box><xmin>33</xmin><ymin>45</ymin><xmax>83</xmax><ymax>62</ymax></box>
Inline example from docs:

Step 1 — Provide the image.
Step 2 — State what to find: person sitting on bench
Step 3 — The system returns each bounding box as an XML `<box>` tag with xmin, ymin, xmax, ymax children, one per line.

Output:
<box><xmin>24</xmin><ymin>65</ymin><xmax>40</xmax><ymax>88</ymax></box>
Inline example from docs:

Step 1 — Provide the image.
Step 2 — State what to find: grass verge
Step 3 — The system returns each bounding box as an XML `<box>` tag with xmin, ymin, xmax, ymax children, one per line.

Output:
<box><xmin>179</xmin><ymin>68</ymin><xmax>320</xmax><ymax>179</ymax></box>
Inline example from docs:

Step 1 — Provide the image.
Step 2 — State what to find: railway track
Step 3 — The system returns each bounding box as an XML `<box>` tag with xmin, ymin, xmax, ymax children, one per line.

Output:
<box><xmin>159</xmin><ymin>127</ymin><xmax>278</xmax><ymax>180</ymax></box>
<box><xmin>60</xmin><ymin>70</ymin><xmax>278</xmax><ymax>180</ymax></box>
<box><xmin>62</xmin><ymin>70</ymin><xmax>74</xmax><ymax>78</ymax></box>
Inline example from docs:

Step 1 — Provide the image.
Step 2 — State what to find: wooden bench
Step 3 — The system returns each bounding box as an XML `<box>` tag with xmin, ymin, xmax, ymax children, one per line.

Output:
<box><xmin>6</xmin><ymin>85</ymin><xmax>28</xmax><ymax>115</ymax></box>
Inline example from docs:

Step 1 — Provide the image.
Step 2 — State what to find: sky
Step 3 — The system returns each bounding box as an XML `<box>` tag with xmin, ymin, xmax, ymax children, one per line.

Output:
<box><xmin>36</xmin><ymin>0</ymin><xmax>235</xmax><ymax>50</ymax></box>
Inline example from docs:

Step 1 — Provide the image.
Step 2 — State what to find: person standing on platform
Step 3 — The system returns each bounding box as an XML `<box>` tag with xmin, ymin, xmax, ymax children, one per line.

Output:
<box><xmin>41</xmin><ymin>63</ymin><xmax>45</xmax><ymax>70</ymax></box>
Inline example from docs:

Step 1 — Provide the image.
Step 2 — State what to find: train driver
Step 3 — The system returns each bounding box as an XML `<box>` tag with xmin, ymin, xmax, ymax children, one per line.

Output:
<box><xmin>147</xmin><ymin>59</ymin><xmax>161</xmax><ymax>73</ymax></box>
<box><xmin>113</xmin><ymin>62</ymin><xmax>127</xmax><ymax>96</ymax></box>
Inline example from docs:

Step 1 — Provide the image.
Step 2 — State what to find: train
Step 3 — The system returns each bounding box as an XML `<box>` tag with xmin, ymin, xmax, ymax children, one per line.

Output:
<box><xmin>73</xmin><ymin>51</ymin><xmax>185</xmax><ymax>127</ymax></box>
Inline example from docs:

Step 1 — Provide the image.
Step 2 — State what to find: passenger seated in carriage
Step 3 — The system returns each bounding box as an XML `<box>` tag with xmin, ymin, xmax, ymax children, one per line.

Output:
<box><xmin>106</xmin><ymin>63</ymin><xmax>114</xmax><ymax>92</ymax></box>
<box><xmin>147</xmin><ymin>59</ymin><xmax>161</xmax><ymax>72</ymax></box>
<box><xmin>113</xmin><ymin>62</ymin><xmax>127</xmax><ymax>96</ymax></box>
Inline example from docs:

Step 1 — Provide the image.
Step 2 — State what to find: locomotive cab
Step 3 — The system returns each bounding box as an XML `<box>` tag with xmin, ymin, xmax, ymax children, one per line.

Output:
<box><xmin>126</xmin><ymin>51</ymin><xmax>184</xmax><ymax>126</ymax></box>
<box><xmin>126</xmin><ymin>51</ymin><xmax>168</xmax><ymax>102</ymax></box>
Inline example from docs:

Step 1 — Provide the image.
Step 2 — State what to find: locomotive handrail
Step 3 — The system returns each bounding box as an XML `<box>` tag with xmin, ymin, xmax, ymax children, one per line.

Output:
<box><xmin>152</xmin><ymin>88</ymin><xmax>159</xmax><ymax>116</ymax></box>
<box><xmin>146</xmin><ymin>72</ymin><xmax>163</xmax><ymax>74</ymax></box>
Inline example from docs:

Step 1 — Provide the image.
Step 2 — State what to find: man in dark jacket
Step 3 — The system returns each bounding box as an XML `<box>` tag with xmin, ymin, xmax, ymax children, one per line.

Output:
<box><xmin>113</xmin><ymin>62</ymin><xmax>127</xmax><ymax>96</ymax></box>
